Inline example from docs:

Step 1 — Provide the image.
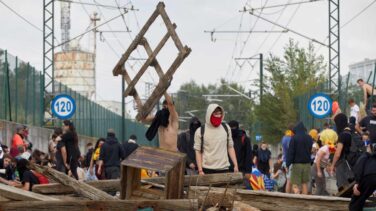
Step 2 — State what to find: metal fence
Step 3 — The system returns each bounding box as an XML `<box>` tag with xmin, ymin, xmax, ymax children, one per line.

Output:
<box><xmin>0</xmin><ymin>49</ymin><xmax>157</xmax><ymax>146</ymax></box>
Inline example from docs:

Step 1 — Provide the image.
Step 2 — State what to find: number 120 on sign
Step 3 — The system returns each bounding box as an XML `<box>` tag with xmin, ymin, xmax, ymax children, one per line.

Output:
<box><xmin>308</xmin><ymin>94</ymin><xmax>332</xmax><ymax>119</ymax></box>
<box><xmin>51</xmin><ymin>94</ymin><xmax>76</xmax><ymax>120</ymax></box>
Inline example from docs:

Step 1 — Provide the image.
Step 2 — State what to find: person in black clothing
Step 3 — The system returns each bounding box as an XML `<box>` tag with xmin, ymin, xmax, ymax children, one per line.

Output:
<box><xmin>98</xmin><ymin>129</ymin><xmax>125</xmax><ymax>180</ymax></box>
<box><xmin>287</xmin><ymin>122</ymin><xmax>313</xmax><ymax>195</ymax></box>
<box><xmin>257</xmin><ymin>142</ymin><xmax>272</xmax><ymax>176</ymax></box>
<box><xmin>17</xmin><ymin>158</ymin><xmax>39</xmax><ymax>191</ymax></box>
<box><xmin>330</xmin><ymin>113</ymin><xmax>353</xmax><ymax>190</ymax></box>
<box><xmin>61</xmin><ymin>120</ymin><xmax>80</xmax><ymax>180</ymax></box>
<box><xmin>228</xmin><ymin>120</ymin><xmax>252</xmax><ymax>174</ymax></box>
<box><xmin>123</xmin><ymin>135</ymin><xmax>139</xmax><ymax>158</ymax></box>
<box><xmin>357</xmin><ymin>103</ymin><xmax>376</xmax><ymax>144</ymax></box>
<box><xmin>252</xmin><ymin>144</ymin><xmax>259</xmax><ymax>166</ymax></box>
<box><xmin>349</xmin><ymin>143</ymin><xmax>376</xmax><ymax>211</ymax></box>
<box><xmin>177</xmin><ymin>117</ymin><xmax>201</xmax><ymax>175</ymax></box>
<box><xmin>84</xmin><ymin>143</ymin><xmax>94</xmax><ymax>168</ymax></box>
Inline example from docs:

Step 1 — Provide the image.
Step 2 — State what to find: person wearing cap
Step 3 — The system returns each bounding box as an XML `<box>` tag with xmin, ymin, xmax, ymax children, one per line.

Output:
<box><xmin>97</xmin><ymin>129</ymin><xmax>125</xmax><ymax>181</ymax></box>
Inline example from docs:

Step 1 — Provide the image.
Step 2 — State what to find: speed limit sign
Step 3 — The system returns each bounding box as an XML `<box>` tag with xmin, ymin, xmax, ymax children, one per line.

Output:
<box><xmin>307</xmin><ymin>93</ymin><xmax>332</xmax><ymax>119</ymax></box>
<box><xmin>51</xmin><ymin>94</ymin><xmax>76</xmax><ymax>120</ymax></box>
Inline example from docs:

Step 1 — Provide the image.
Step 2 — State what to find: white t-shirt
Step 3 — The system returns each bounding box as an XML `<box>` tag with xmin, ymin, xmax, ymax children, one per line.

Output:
<box><xmin>350</xmin><ymin>104</ymin><xmax>360</xmax><ymax>122</ymax></box>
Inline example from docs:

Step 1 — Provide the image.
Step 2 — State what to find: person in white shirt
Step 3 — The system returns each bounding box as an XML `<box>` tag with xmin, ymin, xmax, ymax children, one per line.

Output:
<box><xmin>349</xmin><ymin>98</ymin><xmax>360</xmax><ymax>123</ymax></box>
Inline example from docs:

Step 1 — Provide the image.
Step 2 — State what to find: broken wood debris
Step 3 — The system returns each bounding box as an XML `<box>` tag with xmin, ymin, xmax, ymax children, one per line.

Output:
<box><xmin>32</xmin><ymin>172</ymin><xmax>243</xmax><ymax>195</ymax></box>
<box><xmin>0</xmin><ymin>183</ymin><xmax>59</xmax><ymax>201</ymax></box>
<box><xmin>0</xmin><ymin>199</ymin><xmax>198</xmax><ymax>211</ymax></box>
<box><xmin>30</xmin><ymin>163</ymin><xmax>117</xmax><ymax>200</ymax></box>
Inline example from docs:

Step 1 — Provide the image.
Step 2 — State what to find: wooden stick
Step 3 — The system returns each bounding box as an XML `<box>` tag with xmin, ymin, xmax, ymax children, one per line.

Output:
<box><xmin>0</xmin><ymin>199</ymin><xmax>199</xmax><ymax>211</ymax></box>
<box><xmin>0</xmin><ymin>183</ymin><xmax>59</xmax><ymax>201</ymax></box>
<box><xmin>29</xmin><ymin>163</ymin><xmax>117</xmax><ymax>200</ymax></box>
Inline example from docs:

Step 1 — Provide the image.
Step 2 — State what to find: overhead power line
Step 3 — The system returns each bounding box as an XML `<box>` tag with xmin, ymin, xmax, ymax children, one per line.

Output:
<box><xmin>248</xmin><ymin>10</ymin><xmax>328</xmax><ymax>47</ymax></box>
<box><xmin>341</xmin><ymin>0</ymin><xmax>376</xmax><ymax>29</ymax></box>
<box><xmin>0</xmin><ymin>0</ymin><xmax>42</xmax><ymax>32</ymax></box>
<box><xmin>56</xmin><ymin>0</ymin><xmax>138</xmax><ymax>10</ymax></box>
<box><xmin>241</xmin><ymin>0</ymin><xmax>324</xmax><ymax>11</ymax></box>
<box><xmin>55</xmin><ymin>11</ymin><xmax>126</xmax><ymax>48</ymax></box>
<box><xmin>204</xmin><ymin>30</ymin><xmax>288</xmax><ymax>33</ymax></box>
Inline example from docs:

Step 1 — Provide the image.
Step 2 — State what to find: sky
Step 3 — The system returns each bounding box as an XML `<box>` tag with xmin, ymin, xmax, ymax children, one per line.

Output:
<box><xmin>0</xmin><ymin>0</ymin><xmax>375</xmax><ymax>116</ymax></box>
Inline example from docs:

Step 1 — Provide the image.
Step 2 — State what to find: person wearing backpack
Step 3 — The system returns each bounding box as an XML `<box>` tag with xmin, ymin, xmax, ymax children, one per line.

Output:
<box><xmin>330</xmin><ymin>113</ymin><xmax>354</xmax><ymax>190</ymax></box>
<box><xmin>194</xmin><ymin>104</ymin><xmax>238</xmax><ymax>175</ymax></box>
<box><xmin>349</xmin><ymin>143</ymin><xmax>376</xmax><ymax>211</ymax></box>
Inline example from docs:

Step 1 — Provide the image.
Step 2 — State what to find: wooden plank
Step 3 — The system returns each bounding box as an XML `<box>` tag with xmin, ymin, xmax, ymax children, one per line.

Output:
<box><xmin>233</xmin><ymin>201</ymin><xmax>260</xmax><ymax>211</ymax></box>
<box><xmin>136</xmin><ymin>47</ymin><xmax>191</xmax><ymax>121</ymax></box>
<box><xmin>157</xmin><ymin>3</ymin><xmax>184</xmax><ymax>51</ymax></box>
<box><xmin>189</xmin><ymin>186</ymin><xmax>351</xmax><ymax>211</ymax></box>
<box><xmin>122</xmin><ymin>29</ymin><xmax>174</xmax><ymax>98</ymax></box>
<box><xmin>142</xmin><ymin>37</ymin><xmax>172</xmax><ymax>78</ymax></box>
<box><xmin>122</xmin><ymin>68</ymin><xmax>142</xmax><ymax>107</ymax></box>
<box><xmin>0</xmin><ymin>183</ymin><xmax>59</xmax><ymax>201</ymax></box>
<box><xmin>112</xmin><ymin>3</ymin><xmax>161</xmax><ymax>76</ymax></box>
<box><xmin>0</xmin><ymin>199</ymin><xmax>199</xmax><ymax>211</ymax></box>
<box><xmin>120</xmin><ymin>165</ymin><xmax>127</xmax><ymax>200</ymax></box>
<box><xmin>125</xmin><ymin>167</ymin><xmax>141</xmax><ymax>199</ymax></box>
<box><xmin>30</xmin><ymin>163</ymin><xmax>117</xmax><ymax>200</ymax></box>
<box><xmin>33</xmin><ymin>173</ymin><xmax>243</xmax><ymax>195</ymax></box>
<box><xmin>336</xmin><ymin>181</ymin><xmax>356</xmax><ymax>197</ymax></box>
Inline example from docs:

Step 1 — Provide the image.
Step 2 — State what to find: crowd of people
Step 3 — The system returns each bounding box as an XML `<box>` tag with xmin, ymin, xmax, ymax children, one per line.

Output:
<box><xmin>0</xmin><ymin>120</ymin><xmax>143</xmax><ymax>195</ymax></box>
<box><xmin>1</xmin><ymin>81</ymin><xmax>376</xmax><ymax>210</ymax></box>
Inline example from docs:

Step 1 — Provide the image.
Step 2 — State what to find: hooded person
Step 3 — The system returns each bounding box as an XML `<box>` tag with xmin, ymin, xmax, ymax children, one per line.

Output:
<box><xmin>287</xmin><ymin>122</ymin><xmax>313</xmax><ymax>195</ymax></box>
<box><xmin>331</xmin><ymin>113</ymin><xmax>354</xmax><ymax>190</ymax></box>
<box><xmin>97</xmin><ymin>129</ymin><xmax>125</xmax><ymax>181</ymax></box>
<box><xmin>228</xmin><ymin>120</ymin><xmax>252</xmax><ymax>173</ymax></box>
<box><xmin>177</xmin><ymin>117</ymin><xmax>201</xmax><ymax>174</ymax></box>
<box><xmin>193</xmin><ymin>104</ymin><xmax>238</xmax><ymax>175</ymax></box>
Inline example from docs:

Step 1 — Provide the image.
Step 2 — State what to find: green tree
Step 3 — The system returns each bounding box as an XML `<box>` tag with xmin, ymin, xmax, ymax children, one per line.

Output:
<box><xmin>254</xmin><ymin>39</ymin><xmax>326</xmax><ymax>143</ymax></box>
<box><xmin>174</xmin><ymin>80</ymin><xmax>254</xmax><ymax>132</ymax></box>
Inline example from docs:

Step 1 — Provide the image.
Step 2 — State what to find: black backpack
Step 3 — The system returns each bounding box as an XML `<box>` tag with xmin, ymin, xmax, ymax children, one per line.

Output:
<box><xmin>200</xmin><ymin>123</ymin><xmax>229</xmax><ymax>153</ymax></box>
<box><xmin>344</xmin><ymin>129</ymin><xmax>366</xmax><ymax>167</ymax></box>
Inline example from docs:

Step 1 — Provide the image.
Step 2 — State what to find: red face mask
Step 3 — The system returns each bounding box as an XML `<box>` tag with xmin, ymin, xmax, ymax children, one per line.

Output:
<box><xmin>210</xmin><ymin>115</ymin><xmax>222</xmax><ymax>127</ymax></box>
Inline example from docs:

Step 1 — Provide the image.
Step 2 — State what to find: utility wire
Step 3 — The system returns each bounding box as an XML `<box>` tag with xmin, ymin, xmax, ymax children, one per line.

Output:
<box><xmin>56</xmin><ymin>0</ymin><xmax>134</xmax><ymax>10</ymax></box>
<box><xmin>242</xmin><ymin>0</ymin><xmax>323</xmax><ymax>11</ymax></box>
<box><xmin>0</xmin><ymin>0</ymin><xmax>42</xmax><ymax>32</ymax></box>
<box><xmin>341</xmin><ymin>0</ymin><xmax>376</xmax><ymax>29</ymax></box>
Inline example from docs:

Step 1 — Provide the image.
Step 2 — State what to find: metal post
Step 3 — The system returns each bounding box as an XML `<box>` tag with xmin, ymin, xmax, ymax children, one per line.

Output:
<box><xmin>25</xmin><ymin>63</ymin><xmax>30</xmax><ymax>124</ymax></box>
<box><xmin>5</xmin><ymin>50</ymin><xmax>12</xmax><ymax>121</ymax></box>
<box><xmin>260</xmin><ymin>53</ymin><xmax>263</xmax><ymax>104</ymax></box>
<box><xmin>40</xmin><ymin>72</ymin><xmax>44</xmax><ymax>126</ymax></box>
<box><xmin>343</xmin><ymin>72</ymin><xmax>350</xmax><ymax>113</ymax></box>
<box><xmin>15</xmin><ymin>56</ymin><xmax>18</xmax><ymax>122</ymax></box>
<box><xmin>32</xmin><ymin>68</ymin><xmax>36</xmax><ymax>125</ymax></box>
<box><xmin>329</xmin><ymin>0</ymin><xmax>340</xmax><ymax>101</ymax></box>
<box><xmin>370</xmin><ymin>63</ymin><xmax>376</xmax><ymax>109</ymax></box>
<box><xmin>122</xmin><ymin>74</ymin><xmax>125</xmax><ymax>143</ymax></box>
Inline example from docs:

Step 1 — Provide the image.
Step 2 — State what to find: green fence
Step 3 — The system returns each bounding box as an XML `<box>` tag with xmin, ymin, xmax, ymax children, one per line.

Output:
<box><xmin>0</xmin><ymin>49</ymin><xmax>157</xmax><ymax>146</ymax></box>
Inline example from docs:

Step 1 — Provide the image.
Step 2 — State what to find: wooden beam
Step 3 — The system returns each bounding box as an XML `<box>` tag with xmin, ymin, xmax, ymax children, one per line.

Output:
<box><xmin>189</xmin><ymin>186</ymin><xmax>351</xmax><ymax>211</ymax></box>
<box><xmin>112</xmin><ymin>2</ymin><xmax>162</xmax><ymax>76</ymax></box>
<box><xmin>136</xmin><ymin>47</ymin><xmax>191</xmax><ymax>121</ymax></box>
<box><xmin>233</xmin><ymin>201</ymin><xmax>260</xmax><ymax>211</ymax></box>
<box><xmin>0</xmin><ymin>183</ymin><xmax>59</xmax><ymax>201</ymax></box>
<box><xmin>33</xmin><ymin>173</ymin><xmax>243</xmax><ymax>195</ymax></box>
<box><xmin>122</xmin><ymin>68</ymin><xmax>143</xmax><ymax>109</ymax></box>
<box><xmin>157</xmin><ymin>3</ymin><xmax>184</xmax><ymax>51</ymax></box>
<box><xmin>122</xmin><ymin>28</ymin><xmax>174</xmax><ymax>98</ymax></box>
<box><xmin>0</xmin><ymin>199</ymin><xmax>199</xmax><ymax>211</ymax></box>
<box><xmin>30</xmin><ymin>163</ymin><xmax>117</xmax><ymax>200</ymax></box>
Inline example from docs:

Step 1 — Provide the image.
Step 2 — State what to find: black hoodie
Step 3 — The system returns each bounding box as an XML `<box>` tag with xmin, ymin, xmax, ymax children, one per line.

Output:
<box><xmin>177</xmin><ymin>117</ymin><xmax>201</xmax><ymax>168</ymax></box>
<box><xmin>286</xmin><ymin>122</ymin><xmax>313</xmax><ymax>167</ymax></box>
<box><xmin>230</xmin><ymin>128</ymin><xmax>252</xmax><ymax>173</ymax></box>
<box><xmin>99</xmin><ymin>135</ymin><xmax>125</xmax><ymax>168</ymax></box>
<box><xmin>353</xmin><ymin>152</ymin><xmax>376</xmax><ymax>183</ymax></box>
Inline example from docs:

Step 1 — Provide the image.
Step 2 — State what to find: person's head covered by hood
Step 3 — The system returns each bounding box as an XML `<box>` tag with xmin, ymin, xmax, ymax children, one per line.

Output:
<box><xmin>189</xmin><ymin>117</ymin><xmax>201</xmax><ymax>135</ymax></box>
<box><xmin>292</xmin><ymin>121</ymin><xmax>307</xmax><ymax>135</ymax></box>
<box><xmin>206</xmin><ymin>104</ymin><xmax>225</xmax><ymax>128</ymax></box>
<box><xmin>334</xmin><ymin>113</ymin><xmax>348</xmax><ymax>134</ymax></box>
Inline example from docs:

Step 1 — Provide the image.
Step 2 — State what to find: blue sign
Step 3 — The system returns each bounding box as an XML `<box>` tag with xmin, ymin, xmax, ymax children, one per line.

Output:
<box><xmin>51</xmin><ymin>94</ymin><xmax>76</xmax><ymax>120</ymax></box>
<box><xmin>255</xmin><ymin>135</ymin><xmax>262</xmax><ymax>142</ymax></box>
<box><xmin>308</xmin><ymin>93</ymin><xmax>332</xmax><ymax>119</ymax></box>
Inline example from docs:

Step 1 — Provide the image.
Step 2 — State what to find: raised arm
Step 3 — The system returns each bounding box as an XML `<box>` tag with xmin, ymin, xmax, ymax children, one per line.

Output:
<box><xmin>164</xmin><ymin>93</ymin><xmax>178</xmax><ymax>121</ymax></box>
<box><xmin>363</xmin><ymin>86</ymin><xmax>368</xmax><ymax>106</ymax></box>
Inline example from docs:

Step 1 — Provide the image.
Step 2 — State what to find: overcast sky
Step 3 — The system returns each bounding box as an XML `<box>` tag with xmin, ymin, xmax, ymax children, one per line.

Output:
<box><xmin>1</xmin><ymin>0</ymin><xmax>375</xmax><ymax>115</ymax></box>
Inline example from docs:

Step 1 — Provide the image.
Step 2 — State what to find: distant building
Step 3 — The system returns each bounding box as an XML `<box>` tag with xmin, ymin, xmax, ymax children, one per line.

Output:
<box><xmin>349</xmin><ymin>58</ymin><xmax>376</xmax><ymax>85</ymax></box>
